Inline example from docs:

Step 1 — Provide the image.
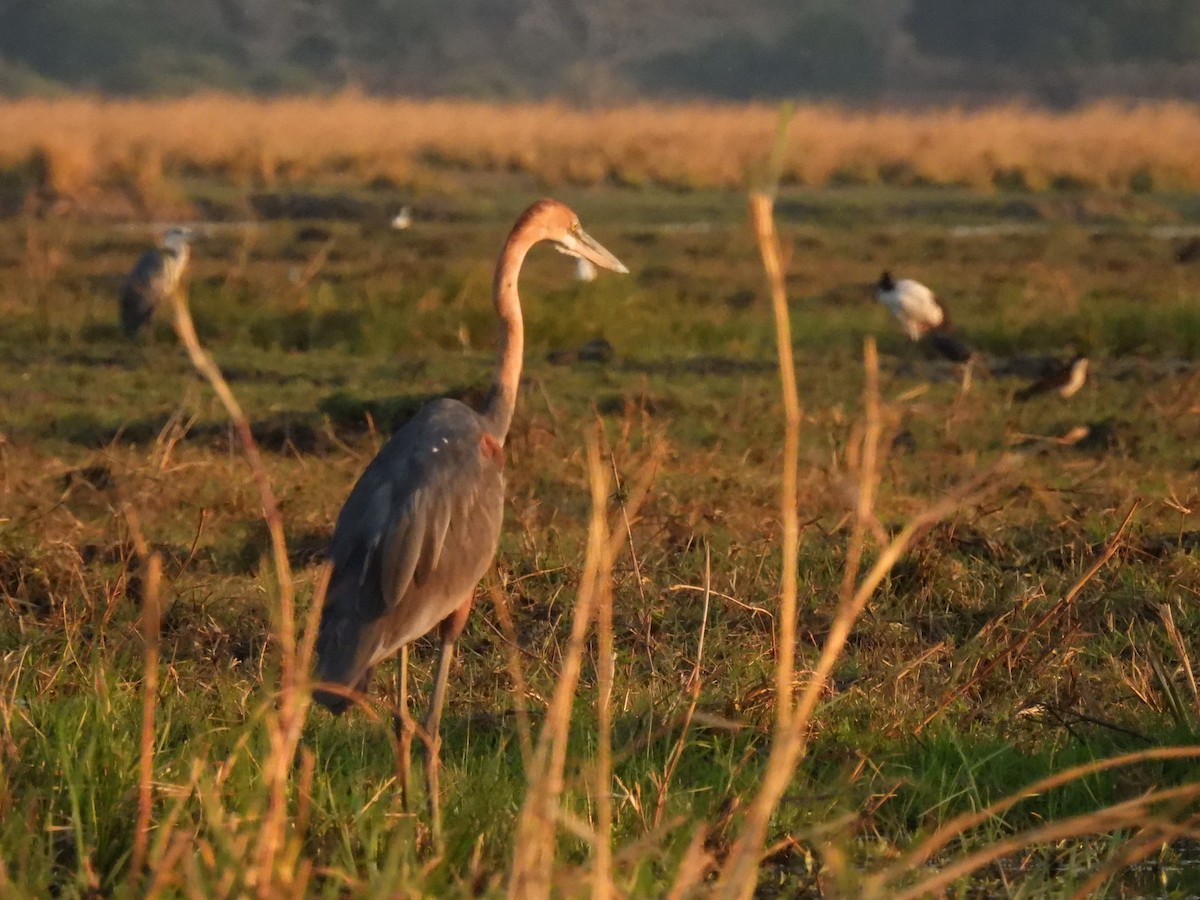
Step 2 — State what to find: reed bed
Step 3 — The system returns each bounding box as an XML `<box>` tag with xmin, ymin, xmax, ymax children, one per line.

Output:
<box><xmin>4</xmin><ymin>94</ymin><xmax>1200</xmax><ymax>197</ymax></box>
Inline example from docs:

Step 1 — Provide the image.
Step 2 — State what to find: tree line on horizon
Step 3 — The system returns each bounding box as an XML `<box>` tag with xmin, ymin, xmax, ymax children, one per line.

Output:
<box><xmin>1</xmin><ymin>0</ymin><xmax>1198</xmax><ymax>106</ymax></box>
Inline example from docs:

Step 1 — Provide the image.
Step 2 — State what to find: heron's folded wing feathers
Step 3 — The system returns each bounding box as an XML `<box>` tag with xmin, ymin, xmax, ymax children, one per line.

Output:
<box><xmin>378</xmin><ymin>490</ymin><xmax>427</xmax><ymax>613</ymax></box>
<box><xmin>333</xmin><ymin>434</ymin><xmax>492</xmax><ymax>621</ymax></box>
<box><xmin>415</xmin><ymin>492</ymin><xmax>453</xmax><ymax>586</ymax></box>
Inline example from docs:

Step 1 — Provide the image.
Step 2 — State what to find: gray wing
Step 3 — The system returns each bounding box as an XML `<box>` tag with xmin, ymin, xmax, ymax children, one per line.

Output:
<box><xmin>120</xmin><ymin>249</ymin><xmax>167</xmax><ymax>335</ymax></box>
<box><xmin>314</xmin><ymin>399</ymin><xmax>505</xmax><ymax>702</ymax></box>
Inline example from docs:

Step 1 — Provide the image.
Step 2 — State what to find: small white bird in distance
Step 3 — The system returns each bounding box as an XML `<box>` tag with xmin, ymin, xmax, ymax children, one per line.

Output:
<box><xmin>574</xmin><ymin>256</ymin><xmax>598</xmax><ymax>282</ymax></box>
<box><xmin>875</xmin><ymin>271</ymin><xmax>972</xmax><ymax>363</ymax></box>
<box><xmin>391</xmin><ymin>206</ymin><xmax>413</xmax><ymax>230</ymax></box>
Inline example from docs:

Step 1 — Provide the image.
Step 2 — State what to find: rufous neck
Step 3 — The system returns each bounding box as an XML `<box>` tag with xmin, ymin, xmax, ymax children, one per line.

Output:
<box><xmin>482</xmin><ymin>237</ymin><xmax>530</xmax><ymax>440</ymax></box>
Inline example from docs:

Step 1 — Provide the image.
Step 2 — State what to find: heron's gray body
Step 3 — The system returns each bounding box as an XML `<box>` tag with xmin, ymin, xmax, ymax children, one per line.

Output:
<box><xmin>306</xmin><ymin>199</ymin><xmax>628</xmax><ymax>842</ymax></box>
<box><xmin>120</xmin><ymin>239</ymin><xmax>190</xmax><ymax>336</ymax></box>
<box><xmin>314</xmin><ymin>398</ymin><xmax>505</xmax><ymax>711</ymax></box>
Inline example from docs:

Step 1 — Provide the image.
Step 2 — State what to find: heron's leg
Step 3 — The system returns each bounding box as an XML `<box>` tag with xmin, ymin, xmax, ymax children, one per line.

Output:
<box><xmin>423</xmin><ymin>598</ymin><xmax>473</xmax><ymax>847</ymax></box>
<box><xmin>392</xmin><ymin>645</ymin><xmax>415</xmax><ymax>813</ymax></box>
<box><xmin>423</xmin><ymin>636</ymin><xmax>454</xmax><ymax>845</ymax></box>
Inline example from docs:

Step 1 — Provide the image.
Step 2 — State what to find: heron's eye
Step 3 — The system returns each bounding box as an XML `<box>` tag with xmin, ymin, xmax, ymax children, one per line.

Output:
<box><xmin>571</xmin><ymin>221</ymin><xmax>581</xmax><ymax>234</ymax></box>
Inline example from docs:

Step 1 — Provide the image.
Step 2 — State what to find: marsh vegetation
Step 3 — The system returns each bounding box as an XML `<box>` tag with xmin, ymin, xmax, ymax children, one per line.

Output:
<box><xmin>1</xmin><ymin>134</ymin><xmax>1200</xmax><ymax>895</ymax></box>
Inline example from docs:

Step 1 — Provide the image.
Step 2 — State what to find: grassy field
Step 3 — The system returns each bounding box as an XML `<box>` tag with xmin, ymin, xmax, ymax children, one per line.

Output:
<box><xmin>2</xmin><ymin>170</ymin><xmax>1200</xmax><ymax>896</ymax></box>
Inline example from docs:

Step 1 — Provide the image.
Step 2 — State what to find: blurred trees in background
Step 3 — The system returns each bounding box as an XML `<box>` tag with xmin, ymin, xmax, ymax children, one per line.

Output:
<box><xmin>0</xmin><ymin>0</ymin><xmax>1197</xmax><ymax>103</ymax></box>
<box><xmin>908</xmin><ymin>0</ymin><xmax>1200</xmax><ymax>67</ymax></box>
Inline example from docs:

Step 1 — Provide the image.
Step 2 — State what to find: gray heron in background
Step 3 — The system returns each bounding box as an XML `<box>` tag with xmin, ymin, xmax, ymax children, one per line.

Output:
<box><xmin>120</xmin><ymin>226</ymin><xmax>194</xmax><ymax>336</ymax></box>
<box><xmin>1015</xmin><ymin>354</ymin><xmax>1089</xmax><ymax>401</ymax></box>
<box><xmin>312</xmin><ymin>199</ymin><xmax>628</xmax><ymax>838</ymax></box>
<box><xmin>875</xmin><ymin>271</ymin><xmax>973</xmax><ymax>363</ymax></box>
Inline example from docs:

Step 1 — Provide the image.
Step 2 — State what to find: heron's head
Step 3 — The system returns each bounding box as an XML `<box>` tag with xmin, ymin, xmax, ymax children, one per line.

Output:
<box><xmin>519</xmin><ymin>199</ymin><xmax>628</xmax><ymax>275</ymax></box>
<box><xmin>161</xmin><ymin>226</ymin><xmax>195</xmax><ymax>252</ymax></box>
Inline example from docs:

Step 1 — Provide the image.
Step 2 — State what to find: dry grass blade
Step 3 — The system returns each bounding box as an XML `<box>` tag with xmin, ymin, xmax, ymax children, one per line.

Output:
<box><xmin>1160</xmin><ymin>602</ymin><xmax>1200</xmax><ymax>719</ymax></box>
<box><xmin>839</xmin><ymin>339</ymin><xmax>883</xmax><ymax>604</ymax></box>
<box><xmin>166</xmin><ymin>283</ymin><xmax>317</xmax><ymax>894</ymax></box>
<box><xmin>886</xmin><ymin>782</ymin><xmax>1200</xmax><ymax>900</ymax></box>
<box><xmin>916</xmin><ymin>500</ymin><xmax>1139</xmax><ymax>734</ymax></box>
<box><xmin>595</xmin><ymin>451</ymin><xmax>616</xmax><ymax>900</ymax></box>
<box><xmin>866</xmin><ymin>744</ymin><xmax>1200</xmax><ymax>893</ymax></box>
<box><xmin>167</xmin><ymin>287</ymin><xmax>296</xmax><ymax>680</ymax></box>
<box><xmin>653</xmin><ymin>542</ymin><xmax>712</xmax><ymax>831</ymax></box>
<box><xmin>126</xmin><ymin>503</ymin><xmax>163</xmax><ymax>881</ymax></box>
<box><xmin>608</xmin><ymin>453</ymin><xmax>653</xmax><ymax>675</ymax></box>
<box><xmin>1070</xmin><ymin>818</ymin><xmax>1196</xmax><ymax>899</ymax></box>
<box><xmin>508</xmin><ymin>433</ymin><xmax>612</xmax><ymax>898</ymax></box>
<box><xmin>488</xmin><ymin>581</ymin><xmax>535</xmax><ymax>770</ymax></box>
<box><xmin>603</xmin><ymin>441</ymin><xmax>664</xmax><ymax>562</ymax></box>
<box><xmin>133</xmin><ymin>554</ymin><xmax>162</xmax><ymax>873</ymax></box>
<box><xmin>1148</xmin><ymin>646</ymin><xmax>1192</xmax><ymax>729</ymax></box>
<box><xmin>509</xmin><ymin>433</ymin><xmax>659</xmax><ymax>897</ymax></box>
<box><xmin>665</xmin><ymin>825</ymin><xmax>717</xmax><ymax>900</ymax></box>
<box><xmin>713</xmin><ymin>243</ymin><xmax>1013</xmax><ymax>896</ymax></box>
<box><xmin>295</xmin><ymin>565</ymin><xmax>328</xmax><ymax>695</ymax></box>
<box><xmin>748</xmin><ymin>191</ymin><xmax>802</xmax><ymax>729</ymax></box>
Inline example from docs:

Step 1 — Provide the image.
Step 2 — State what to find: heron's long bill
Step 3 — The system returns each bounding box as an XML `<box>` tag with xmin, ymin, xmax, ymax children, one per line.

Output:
<box><xmin>568</xmin><ymin>229</ymin><xmax>629</xmax><ymax>274</ymax></box>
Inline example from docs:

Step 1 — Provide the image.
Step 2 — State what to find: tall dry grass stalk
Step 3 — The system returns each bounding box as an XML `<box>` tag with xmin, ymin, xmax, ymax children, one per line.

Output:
<box><xmin>594</xmin><ymin>449</ymin><xmax>616</xmax><ymax>900</ymax></box>
<box><xmin>166</xmin><ymin>289</ymin><xmax>296</xmax><ymax>665</ymax></box>
<box><xmin>6</xmin><ymin>95</ymin><xmax>1200</xmax><ymax>195</ymax></box>
<box><xmin>166</xmin><ymin>282</ymin><xmax>324</xmax><ymax>895</ymax></box>
<box><xmin>508</xmin><ymin>434</ymin><xmax>612</xmax><ymax>898</ymax></box>
<box><xmin>712</xmin><ymin>194</ymin><xmax>1014</xmax><ymax>899</ymax></box>
<box><xmin>488</xmin><ymin>582</ymin><xmax>535</xmax><ymax>769</ymax></box>
<box><xmin>749</xmin><ymin>192</ymin><xmax>802</xmax><ymax>730</ymax></box>
<box><xmin>122</xmin><ymin>506</ymin><xmax>162</xmax><ymax>880</ymax></box>
<box><xmin>507</xmin><ymin>435</ymin><xmax>660</xmax><ymax>899</ymax></box>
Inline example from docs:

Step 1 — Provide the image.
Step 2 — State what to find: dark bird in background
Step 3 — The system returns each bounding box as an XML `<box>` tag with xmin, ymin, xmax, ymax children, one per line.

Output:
<box><xmin>1014</xmin><ymin>354</ymin><xmax>1089</xmax><ymax>401</ymax></box>
<box><xmin>312</xmin><ymin>199</ymin><xmax>628</xmax><ymax>837</ymax></box>
<box><xmin>1175</xmin><ymin>236</ymin><xmax>1200</xmax><ymax>264</ymax></box>
<box><xmin>120</xmin><ymin>226</ymin><xmax>193</xmax><ymax>336</ymax></box>
<box><xmin>875</xmin><ymin>271</ymin><xmax>973</xmax><ymax>363</ymax></box>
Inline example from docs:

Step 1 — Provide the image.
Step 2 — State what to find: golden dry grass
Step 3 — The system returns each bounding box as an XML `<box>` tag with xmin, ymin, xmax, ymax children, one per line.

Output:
<box><xmin>4</xmin><ymin>94</ymin><xmax>1200</xmax><ymax>196</ymax></box>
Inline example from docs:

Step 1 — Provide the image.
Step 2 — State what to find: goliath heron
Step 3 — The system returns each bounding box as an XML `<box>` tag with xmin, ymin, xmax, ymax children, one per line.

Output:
<box><xmin>312</xmin><ymin>199</ymin><xmax>628</xmax><ymax>835</ymax></box>
<box><xmin>120</xmin><ymin>226</ymin><xmax>193</xmax><ymax>336</ymax></box>
<box><xmin>875</xmin><ymin>271</ymin><xmax>973</xmax><ymax>363</ymax></box>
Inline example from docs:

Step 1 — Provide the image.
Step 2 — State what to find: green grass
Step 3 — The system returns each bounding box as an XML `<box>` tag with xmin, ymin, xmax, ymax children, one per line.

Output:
<box><xmin>2</xmin><ymin>178</ymin><xmax>1200</xmax><ymax>896</ymax></box>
